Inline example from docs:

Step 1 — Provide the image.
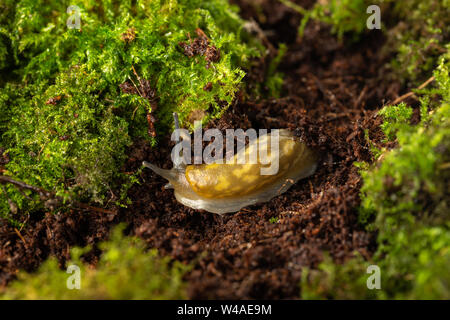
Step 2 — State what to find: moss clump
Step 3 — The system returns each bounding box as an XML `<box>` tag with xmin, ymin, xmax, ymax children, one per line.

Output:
<box><xmin>318</xmin><ymin>0</ymin><xmax>368</xmax><ymax>38</ymax></box>
<box><xmin>301</xmin><ymin>254</ymin><xmax>377</xmax><ymax>300</ymax></box>
<box><xmin>285</xmin><ymin>0</ymin><xmax>449</xmax><ymax>84</ymax></box>
<box><xmin>0</xmin><ymin>225</ymin><xmax>190</xmax><ymax>299</ymax></box>
<box><xmin>383</xmin><ymin>0</ymin><xmax>450</xmax><ymax>83</ymax></box>
<box><xmin>2</xmin><ymin>0</ymin><xmax>259</xmax><ymax>127</ymax></box>
<box><xmin>0</xmin><ymin>0</ymin><xmax>261</xmax><ymax>220</ymax></box>
<box><xmin>281</xmin><ymin>0</ymin><xmax>369</xmax><ymax>40</ymax></box>
<box><xmin>1</xmin><ymin>66</ymin><xmax>132</xmax><ymax>213</ymax></box>
<box><xmin>302</xmin><ymin>56</ymin><xmax>450</xmax><ymax>299</ymax></box>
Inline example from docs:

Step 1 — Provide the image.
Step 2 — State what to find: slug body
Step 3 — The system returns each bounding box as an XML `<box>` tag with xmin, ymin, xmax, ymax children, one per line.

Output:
<box><xmin>144</xmin><ymin>129</ymin><xmax>317</xmax><ymax>214</ymax></box>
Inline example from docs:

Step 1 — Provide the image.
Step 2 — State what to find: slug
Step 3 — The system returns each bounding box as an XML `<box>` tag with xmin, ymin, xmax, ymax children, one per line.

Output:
<box><xmin>143</xmin><ymin>116</ymin><xmax>317</xmax><ymax>214</ymax></box>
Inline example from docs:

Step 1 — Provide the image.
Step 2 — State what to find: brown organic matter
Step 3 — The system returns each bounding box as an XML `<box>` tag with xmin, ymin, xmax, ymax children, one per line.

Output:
<box><xmin>179</xmin><ymin>28</ymin><xmax>221</xmax><ymax>68</ymax></box>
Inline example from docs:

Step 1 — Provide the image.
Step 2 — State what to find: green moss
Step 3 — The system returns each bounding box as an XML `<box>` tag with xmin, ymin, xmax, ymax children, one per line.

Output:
<box><xmin>384</xmin><ymin>0</ymin><xmax>450</xmax><ymax>83</ymax></box>
<box><xmin>378</xmin><ymin>103</ymin><xmax>414</xmax><ymax>142</ymax></box>
<box><xmin>4</xmin><ymin>0</ymin><xmax>260</xmax><ymax>127</ymax></box>
<box><xmin>301</xmin><ymin>254</ymin><xmax>377</xmax><ymax>300</ymax></box>
<box><xmin>302</xmin><ymin>56</ymin><xmax>450</xmax><ymax>300</ymax></box>
<box><xmin>0</xmin><ymin>225</ymin><xmax>190</xmax><ymax>299</ymax></box>
<box><xmin>0</xmin><ymin>0</ymin><xmax>261</xmax><ymax>220</ymax></box>
<box><xmin>281</xmin><ymin>0</ymin><xmax>369</xmax><ymax>40</ymax></box>
<box><xmin>287</xmin><ymin>0</ymin><xmax>450</xmax><ymax>83</ymax></box>
<box><xmin>269</xmin><ymin>216</ymin><xmax>279</xmax><ymax>224</ymax></box>
<box><xmin>265</xmin><ymin>43</ymin><xmax>287</xmax><ymax>98</ymax></box>
<box><xmin>2</xmin><ymin>66</ymin><xmax>131</xmax><ymax>207</ymax></box>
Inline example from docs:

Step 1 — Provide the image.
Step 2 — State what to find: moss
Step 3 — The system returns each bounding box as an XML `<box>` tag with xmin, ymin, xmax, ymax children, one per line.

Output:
<box><xmin>0</xmin><ymin>0</ymin><xmax>262</xmax><ymax>220</ymax></box>
<box><xmin>288</xmin><ymin>0</ymin><xmax>450</xmax><ymax>84</ymax></box>
<box><xmin>378</xmin><ymin>103</ymin><xmax>414</xmax><ymax>142</ymax></box>
<box><xmin>301</xmin><ymin>254</ymin><xmax>377</xmax><ymax>300</ymax></box>
<box><xmin>269</xmin><ymin>216</ymin><xmax>279</xmax><ymax>224</ymax></box>
<box><xmin>281</xmin><ymin>0</ymin><xmax>369</xmax><ymax>40</ymax></box>
<box><xmin>0</xmin><ymin>225</ymin><xmax>190</xmax><ymax>299</ymax></box>
<box><xmin>383</xmin><ymin>0</ymin><xmax>450</xmax><ymax>83</ymax></box>
<box><xmin>302</xmin><ymin>56</ymin><xmax>450</xmax><ymax>300</ymax></box>
<box><xmin>4</xmin><ymin>0</ymin><xmax>260</xmax><ymax>127</ymax></box>
<box><xmin>264</xmin><ymin>43</ymin><xmax>287</xmax><ymax>98</ymax></box>
<box><xmin>1</xmin><ymin>66</ymin><xmax>132</xmax><ymax>208</ymax></box>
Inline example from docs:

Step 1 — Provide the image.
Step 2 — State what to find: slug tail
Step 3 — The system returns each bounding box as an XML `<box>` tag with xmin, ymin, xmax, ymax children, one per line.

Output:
<box><xmin>142</xmin><ymin>161</ymin><xmax>178</xmax><ymax>183</ymax></box>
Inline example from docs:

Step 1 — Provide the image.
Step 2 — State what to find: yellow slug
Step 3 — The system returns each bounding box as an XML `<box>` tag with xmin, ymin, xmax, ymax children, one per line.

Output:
<box><xmin>143</xmin><ymin>117</ymin><xmax>317</xmax><ymax>214</ymax></box>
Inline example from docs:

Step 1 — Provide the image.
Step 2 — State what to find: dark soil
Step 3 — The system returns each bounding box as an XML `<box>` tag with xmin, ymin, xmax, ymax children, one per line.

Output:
<box><xmin>0</xmin><ymin>0</ymin><xmax>403</xmax><ymax>298</ymax></box>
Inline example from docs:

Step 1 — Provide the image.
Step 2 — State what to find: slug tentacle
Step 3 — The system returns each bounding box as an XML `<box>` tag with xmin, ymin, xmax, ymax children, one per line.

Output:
<box><xmin>143</xmin><ymin>161</ymin><xmax>177</xmax><ymax>183</ymax></box>
<box><xmin>143</xmin><ymin>160</ymin><xmax>191</xmax><ymax>192</ymax></box>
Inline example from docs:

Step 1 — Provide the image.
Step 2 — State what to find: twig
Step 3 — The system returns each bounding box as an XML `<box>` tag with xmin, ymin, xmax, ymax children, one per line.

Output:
<box><xmin>325</xmin><ymin>112</ymin><xmax>350</xmax><ymax>122</ymax></box>
<box><xmin>18</xmin><ymin>215</ymin><xmax>30</xmax><ymax>232</ymax></box>
<box><xmin>354</xmin><ymin>85</ymin><xmax>368</xmax><ymax>108</ymax></box>
<box><xmin>14</xmin><ymin>228</ymin><xmax>28</xmax><ymax>248</ymax></box>
<box><xmin>129</xmin><ymin>67</ymin><xmax>145</xmax><ymax>120</ymax></box>
<box><xmin>390</xmin><ymin>76</ymin><xmax>435</xmax><ymax>105</ymax></box>
<box><xmin>73</xmin><ymin>201</ymin><xmax>116</xmax><ymax>214</ymax></box>
<box><xmin>243</xmin><ymin>18</ymin><xmax>276</xmax><ymax>54</ymax></box>
<box><xmin>131</xmin><ymin>65</ymin><xmax>145</xmax><ymax>90</ymax></box>
<box><xmin>12</xmin><ymin>184</ymin><xmax>33</xmax><ymax>200</ymax></box>
<box><xmin>279</xmin><ymin>0</ymin><xmax>308</xmax><ymax>15</ymax></box>
<box><xmin>195</xmin><ymin>28</ymin><xmax>208</xmax><ymax>40</ymax></box>
<box><xmin>0</xmin><ymin>175</ymin><xmax>51</xmax><ymax>198</ymax></box>
<box><xmin>0</xmin><ymin>175</ymin><xmax>115</xmax><ymax>215</ymax></box>
<box><xmin>129</xmin><ymin>76</ymin><xmax>143</xmax><ymax>98</ymax></box>
<box><xmin>311</xmin><ymin>73</ymin><xmax>343</xmax><ymax>108</ymax></box>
